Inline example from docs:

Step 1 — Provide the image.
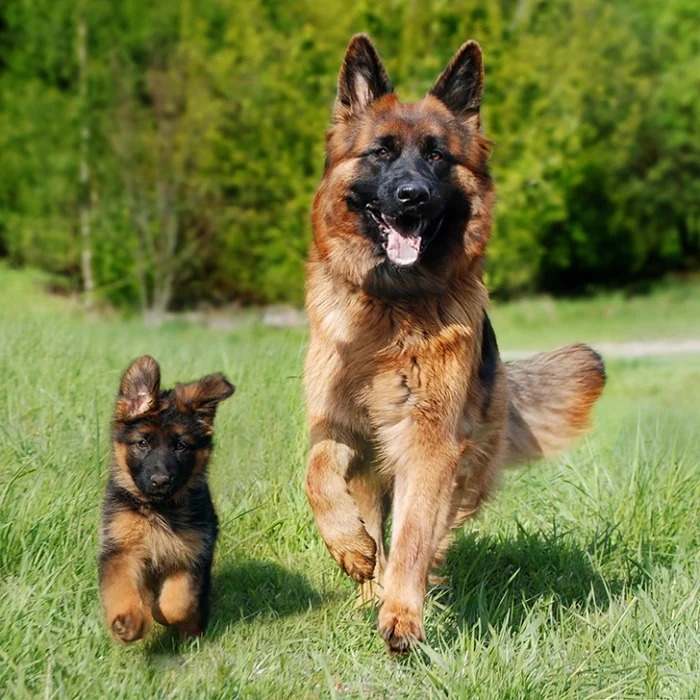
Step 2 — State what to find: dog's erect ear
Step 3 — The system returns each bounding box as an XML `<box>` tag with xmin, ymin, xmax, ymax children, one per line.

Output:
<box><xmin>334</xmin><ymin>34</ymin><xmax>393</xmax><ymax>122</ymax></box>
<box><xmin>174</xmin><ymin>373</ymin><xmax>235</xmax><ymax>423</ymax></box>
<box><xmin>115</xmin><ymin>355</ymin><xmax>161</xmax><ymax>420</ymax></box>
<box><xmin>429</xmin><ymin>41</ymin><xmax>484</xmax><ymax>118</ymax></box>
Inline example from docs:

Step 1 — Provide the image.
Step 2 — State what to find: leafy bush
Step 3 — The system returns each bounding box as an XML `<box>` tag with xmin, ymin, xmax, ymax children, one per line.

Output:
<box><xmin>0</xmin><ymin>0</ymin><xmax>698</xmax><ymax>308</ymax></box>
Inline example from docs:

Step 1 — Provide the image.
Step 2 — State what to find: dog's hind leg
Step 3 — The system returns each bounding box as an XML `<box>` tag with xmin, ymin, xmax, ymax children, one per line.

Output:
<box><xmin>429</xmin><ymin>430</ymin><xmax>505</xmax><ymax>577</ymax></box>
<box><xmin>347</xmin><ymin>465</ymin><xmax>390</xmax><ymax>606</ymax></box>
<box><xmin>190</xmin><ymin>556</ymin><xmax>213</xmax><ymax>637</ymax></box>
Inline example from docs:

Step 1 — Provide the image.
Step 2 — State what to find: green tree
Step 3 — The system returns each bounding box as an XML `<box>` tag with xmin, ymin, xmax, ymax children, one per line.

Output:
<box><xmin>0</xmin><ymin>0</ymin><xmax>698</xmax><ymax>310</ymax></box>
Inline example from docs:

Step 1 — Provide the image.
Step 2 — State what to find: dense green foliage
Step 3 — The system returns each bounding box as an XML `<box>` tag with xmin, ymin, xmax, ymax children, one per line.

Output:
<box><xmin>1</xmin><ymin>267</ymin><xmax>699</xmax><ymax>697</ymax></box>
<box><xmin>1</xmin><ymin>0</ymin><xmax>699</xmax><ymax>309</ymax></box>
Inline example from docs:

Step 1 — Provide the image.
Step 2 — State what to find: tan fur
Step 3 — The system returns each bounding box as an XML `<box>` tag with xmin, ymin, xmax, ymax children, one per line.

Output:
<box><xmin>304</xmin><ymin>266</ymin><xmax>511</xmax><ymax>649</ymax></box>
<box><xmin>100</xmin><ymin>356</ymin><xmax>232</xmax><ymax>643</ymax></box>
<box><xmin>304</xmin><ymin>35</ymin><xmax>605</xmax><ymax>653</ymax></box>
<box><xmin>108</xmin><ymin>510</ymin><xmax>204</xmax><ymax>573</ymax></box>
<box><xmin>505</xmin><ymin>344</ymin><xmax>606</xmax><ymax>464</ymax></box>
<box><xmin>100</xmin><ymin>549</ymin><xmax>152</xmax><ymax>643</ymax></box>
<box><xmin>152</xmin><ymin>570</ymin><xmax>198</xmax><ymax>628</ymax></box>
<box><xmin>101</xmin><ymin>508</ymin><xmax>205</xmax><ymax>641</ymax></box>
<box><xmin>114</xmin><ymin>355</ymin><xmax>161</xmax><ymax>420</ymax></box>
<box><xmin>174</xmin><ymin>373</ymin><xmax>235</xmax><ymax>433</ymax></box>
<box><xmin>111</xmin><ymin>442</ymin><xmax>142</xmax><ymax>497</ymax></box>
<box><xmin>349</xmin><ymin>463</ymin><xmax>390</xmax><ymax>606</ymax></box>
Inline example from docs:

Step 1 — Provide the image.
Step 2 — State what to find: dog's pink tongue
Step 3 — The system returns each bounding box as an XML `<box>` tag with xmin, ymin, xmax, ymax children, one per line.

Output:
<box><xmin>386</xmin><ymin>230</ymin><xmax>421</xmax><ymax>267</ymax></box>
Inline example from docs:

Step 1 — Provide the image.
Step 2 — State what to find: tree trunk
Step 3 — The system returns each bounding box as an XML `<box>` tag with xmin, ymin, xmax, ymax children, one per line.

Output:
<box><xmin>677</xmin><ymin>217</ymin><xmax>698</xmax><ymax>262</ymax></box>
<box><xmin>77</xmin><ymin>11</ymin><xmax>95</xmax><ymax>310</ymax></box>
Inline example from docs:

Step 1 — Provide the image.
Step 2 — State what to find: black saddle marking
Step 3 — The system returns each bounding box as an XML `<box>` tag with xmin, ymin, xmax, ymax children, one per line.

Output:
<box><xmin>478</xmin><ymin>312</ymin><xmax>499</xmax><ymax>419</ymax></box>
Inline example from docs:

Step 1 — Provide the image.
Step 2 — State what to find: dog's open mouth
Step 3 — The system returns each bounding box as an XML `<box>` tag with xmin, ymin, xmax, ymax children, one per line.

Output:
<box><xmin>367</xmin><ymin>208</ymin><xmax>426</xmax><ymax>267</ymax></box>
<box><xmin>366</xmin><ymin>207</ymin><xmax>441</xmax><ymax>267</ymax></box>
<box><xmin>146</xmin><ymin>489</ymin><xmax>173</xmax><ymax>502</ymax></box>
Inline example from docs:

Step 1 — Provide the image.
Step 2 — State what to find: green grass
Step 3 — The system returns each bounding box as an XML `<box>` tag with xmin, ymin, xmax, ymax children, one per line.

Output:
<box><xmin>1</xmin><ymin>267</ymin><xmax>699</xmax><ymax>698</ymax></box>
<box><xmin>489</xmin><ymin>277</ymin><xmax>700</xmax><ymax>349</ymax></box>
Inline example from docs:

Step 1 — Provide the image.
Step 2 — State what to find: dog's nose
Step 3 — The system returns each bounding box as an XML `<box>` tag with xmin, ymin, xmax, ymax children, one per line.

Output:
<box><xmin>150</xmin><ymin>474</ymin><xmax>171</xmax><ymax>489</ymax></box>
<box><xmin>396</xmin><ymin>182</ymin><xmax>430</xmax><ymax>206</ymax></box>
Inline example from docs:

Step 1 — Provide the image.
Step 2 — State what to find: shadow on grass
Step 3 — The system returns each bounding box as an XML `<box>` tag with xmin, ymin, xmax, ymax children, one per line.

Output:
<box><xmin>144</xmin><ymin>559</ymin><xmax>320</xmax><ymax>655</ymax></box>
<box><xmin>435</xmin><ymin>526</ymin><xmax>624</xmax><ymax>643</ymax></box>
<box><xmin>209</xmin><ymin>558</ymin><xmax>321</xmax><ymax>637</ymax></box>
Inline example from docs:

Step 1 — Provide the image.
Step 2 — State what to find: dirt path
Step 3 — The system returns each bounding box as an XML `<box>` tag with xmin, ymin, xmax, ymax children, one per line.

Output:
<box><xmin>501</xmin><ymin>339</ymin><xmax>700</xmax><ymax>361</ymax></box>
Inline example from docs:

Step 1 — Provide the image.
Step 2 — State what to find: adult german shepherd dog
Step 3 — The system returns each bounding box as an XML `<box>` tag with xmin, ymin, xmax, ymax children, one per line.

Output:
<box><xmin>304</xmin><ymin>34</ymin><xmax>605</xmax><ymax>653</ymax></box>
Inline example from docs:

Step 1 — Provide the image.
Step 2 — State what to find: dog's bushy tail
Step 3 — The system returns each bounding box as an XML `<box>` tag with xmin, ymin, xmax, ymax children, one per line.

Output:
<box><xmin>505</xmin><ymin>344</ymin><xmax>606</xmax><ymax>466</ymax></box>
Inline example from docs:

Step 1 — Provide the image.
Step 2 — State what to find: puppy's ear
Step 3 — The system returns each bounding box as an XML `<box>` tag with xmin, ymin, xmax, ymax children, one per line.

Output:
<box><xmin>174</xmin><ymin>373</ymin><xmax>235</xmax><ymax>424</ymax></box>
<box><xmin>334</xmin><ymin>33</ymin><xmax>393</xmax><ymax>123</ymax></box>
<box><xmin>429</xmin><ymin>40</ymin><xmax>484</xmax><ymax>119</ymax></box>
<box><xmin>115</xmin><ymin>355</ymin><xmax>161</xmax><ymax>420</ymax></box>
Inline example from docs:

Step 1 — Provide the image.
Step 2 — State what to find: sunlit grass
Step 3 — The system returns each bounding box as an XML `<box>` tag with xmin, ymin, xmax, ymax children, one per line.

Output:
<box><xmin>490</xmin><ymin>278</ymin><xmax>700</xmax><ymax>349</ymax></box>
<box><xmin>1</xmin><ymin>268</ymin><xmax>699</xmax><ymax>698</ymax></box>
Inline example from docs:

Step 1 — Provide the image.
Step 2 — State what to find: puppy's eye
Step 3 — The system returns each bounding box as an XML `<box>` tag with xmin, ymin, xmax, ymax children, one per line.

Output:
<box><xmin>174</xmin><ymin>441</ymin><xmax>187</xmax><ymax>452</ymax></box>
<box><xmin>428</xmin><ymin>150</ymin><xmax>443</xmax><ymax>162</ymax></box>
<box><xmin>375</xmin><ymin>147</ymin><xmax>390</xmax><ymax>158</ymax></box>
<box><xmin>138</xmin><ymin>439</ymin><xmax>149</xmax><ymax>449</ymax></box>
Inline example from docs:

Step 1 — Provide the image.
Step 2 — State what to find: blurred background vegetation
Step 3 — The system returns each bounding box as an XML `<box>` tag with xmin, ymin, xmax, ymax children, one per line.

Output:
<box><xmin>1</xmin><ymin>0</ymin><xmax>698</xmax><ymax>315</ymax></box>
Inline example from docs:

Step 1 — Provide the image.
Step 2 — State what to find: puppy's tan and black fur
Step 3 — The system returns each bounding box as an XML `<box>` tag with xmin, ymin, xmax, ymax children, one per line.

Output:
<box><xmin>304</xmin><ymin>35</ymin><xmax>605</xmax><ymax>653</ymax></box>
<box><xmin>99</xmin><ymin>356</ymin><xmax>234</xmax><ymax>642</ymax></box>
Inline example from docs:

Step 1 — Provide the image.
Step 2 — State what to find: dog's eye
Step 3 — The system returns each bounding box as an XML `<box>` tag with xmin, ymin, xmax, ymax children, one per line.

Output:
<box><xmin>174</xmin><ymin>441</ymin><xmax>187</xmax><ymax>452</ymax></box>
<box><xmin>375</xmin><ymin>147</ymin><xmax>390</xmax><ymax>159</ymax></box>
<box><xmin>138</xmin><ymin>439</ymin><xmax>149</xmax><ymax>449</ymax></box>
<box><xmin>428</xmin><ymin>150</ymin><xmax>443</xmax><ymax>162</ymax></box>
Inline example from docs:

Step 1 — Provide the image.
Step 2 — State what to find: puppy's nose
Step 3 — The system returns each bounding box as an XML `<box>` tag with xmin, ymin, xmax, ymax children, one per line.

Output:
<box><xmin>396</xmin><ymin>182</ymin><xmax>430</xmax><ymax>206</ymax></box>
<box><xmin>150</xmin><ymin>474</ymin><xmax>171</xmax><ymax>489</ymax></box>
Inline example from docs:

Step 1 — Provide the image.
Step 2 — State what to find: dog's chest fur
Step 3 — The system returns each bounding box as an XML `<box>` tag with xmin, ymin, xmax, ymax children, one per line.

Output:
<box><xmin>304</xmin><ymin>266</ymin><xmax>491</xmax><ymax>443</ymax></box>
<box><xmin>108</xmin><ymin>507</ymin><xmax>204</xmax><ymax>574</ymax></box>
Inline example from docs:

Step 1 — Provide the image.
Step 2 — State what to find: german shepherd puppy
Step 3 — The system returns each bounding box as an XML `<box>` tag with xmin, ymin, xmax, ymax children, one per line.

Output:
<box><xmin>99</xmin><ymin>356</ymin><xmax>234</xmax><ymax>642</ymax></box>
<box><xmin>304</xmin><ymin>35</ymin><xmax>605</xmax><ymax>653</ymax></box>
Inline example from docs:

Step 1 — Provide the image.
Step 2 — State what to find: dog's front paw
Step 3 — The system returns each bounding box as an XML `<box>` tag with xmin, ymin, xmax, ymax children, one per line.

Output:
<box><xmin>377</xmin><ymin>600</ymin><xmax>424</xmax><ymax>654</ymax></box>
<box><xmin>327</xmin><ymin>528</ymin><xmax>377</xmax><ymax>583</ymax></box>
<box><xmin>111</xmin><ymin>608</ymin><xmax>148</xmax><ymax>643</ymax></box>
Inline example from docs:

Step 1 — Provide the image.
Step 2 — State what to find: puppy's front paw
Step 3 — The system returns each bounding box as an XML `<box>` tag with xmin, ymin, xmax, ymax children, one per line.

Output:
<box><xmin>327</xmin><ymin>528</ymin><xmax>377</xmax><ymax>583</ymax></box>
<box><xmin>176</xmin><ymin>610</ymin><xmax>204</xmax><ymax>638</ymax></box>
<box><xmin>111</xmin><ymin>608</ymin><xmax>148</xmax><ymax>643</ymax></box>
<box><xmin>377</xmin><ymin>600</ymin><xmax>424</xmax><ymax>654</ymax></box>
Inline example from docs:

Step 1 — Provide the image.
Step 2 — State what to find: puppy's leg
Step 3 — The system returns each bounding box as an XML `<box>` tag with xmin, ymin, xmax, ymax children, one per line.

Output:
<box><xmin>305</xmin><ymin>421</ymin><xmax>376</xmax><ymax>583</ymax></box>
<box><xmin>377</xmin><ymin>437</ymin><xmax>463</xmax><ymax>653</ymax></box>
<box><xmin>347</xmin><ymin>466</ymin><xmax>390</xmax><ymax>606</ymax></box>
<box><xmin>179</xmin><ymin>557</ymin><xmax>214</xmax><ymax>638</ymax></box>
<box><xmin>152</xmin><ymin>569</ymin><xmax>201</xmax><ymax>635</ymax></box>
<box><xmin>100</xmin><ymin>551</ymin><xmax>151</xmax><ymax>643</ymax></box>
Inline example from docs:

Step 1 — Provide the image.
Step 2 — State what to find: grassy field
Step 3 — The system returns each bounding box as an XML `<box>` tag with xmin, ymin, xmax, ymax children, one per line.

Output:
<box><xmin>1</xmin><ymin>267</ymin><xmax>699</xmax><ymax>698</ymax></box>
<box><xmin>489</xmin><ymin>276</ymin><xmax>700</xmax><ymax>350</ymax></box>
